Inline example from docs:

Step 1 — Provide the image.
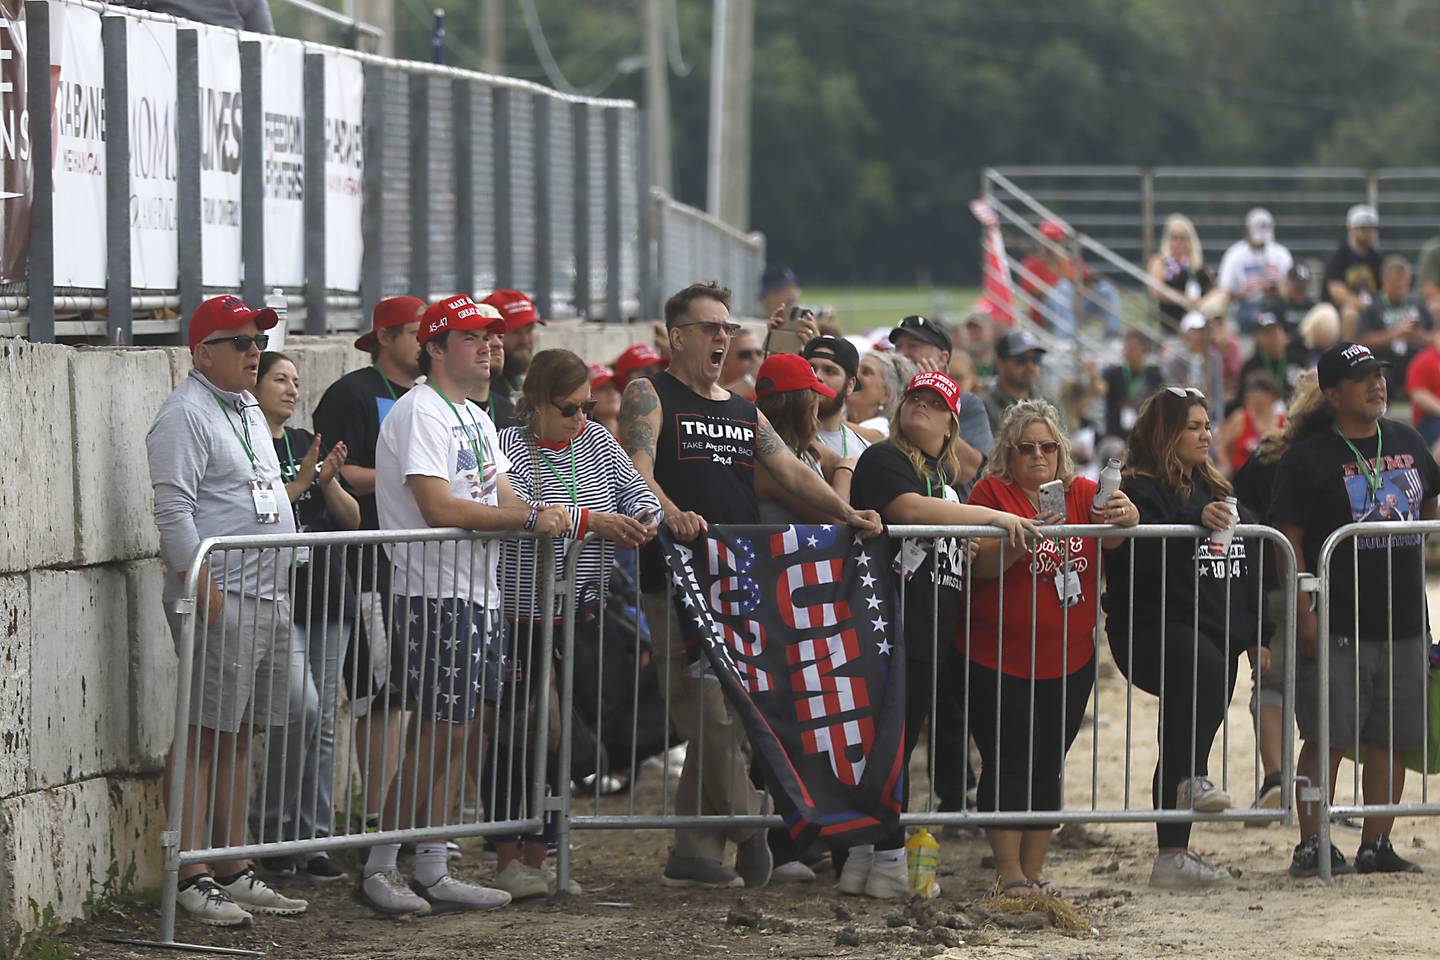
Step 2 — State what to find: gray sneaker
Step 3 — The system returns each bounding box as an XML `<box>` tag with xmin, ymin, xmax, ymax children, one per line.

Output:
<box><xmin>409</xmin><ymin>875</ymin><xmax>512</xmax><ymax>913</ymax></box>
<box><xmin>355</xmin><ymin>870</ymin><xmax>431</xmax><ymax>916</ymax></box>
<box><xmin>215</xmin><ymin>869</ymin><xmax>308</xmax><ymax>915</ymax></box>
<box><xmin>176</xmin><ymin>876</ymin><xmax>253</xmax><ymax>928</ymax></box>
<box><xmin>1150</xmin><ymin>850</ymin><xmax>1233</xmax><ymax>889</ymax></box>
<box><xmin>661</xmin><ymin>853</ymin><xmax>744</xmax><ymax>888</ymax></box>
<box><xmin>771</xmin><ymin>860</ymin><xmax>817</xmax><ymax>883</ymax></box>
<box><xmin>1176</xmin><ymin>776</ymin><xmax>1232</xmax><ymax>813</ymax></box>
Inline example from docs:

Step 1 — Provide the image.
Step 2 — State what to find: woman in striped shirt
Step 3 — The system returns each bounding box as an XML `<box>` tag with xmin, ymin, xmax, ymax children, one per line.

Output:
<box><xmin>494</xmin><ymin>348</ymin><xmax>659</xmax><ymax>899</ymax></box>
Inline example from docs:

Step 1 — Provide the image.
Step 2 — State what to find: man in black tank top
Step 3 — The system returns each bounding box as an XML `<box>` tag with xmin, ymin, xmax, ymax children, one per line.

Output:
<box><xmin>619</xmin><ymin>282</ymin><xmax>881</xmax><ymax>890</ymax></box>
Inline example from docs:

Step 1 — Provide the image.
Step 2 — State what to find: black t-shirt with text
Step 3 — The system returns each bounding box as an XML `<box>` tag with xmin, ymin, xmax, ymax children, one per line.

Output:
<box><xmin>1269</xmin><ymin>419</ymin><xmax>1440</xmax><ymax>642</ymax></box>
<box><xmin>1323</xmin><ymin>243</ymin><xmax>1382</xmax><ymax>305</ymax></box>
<box><xmin>850</xmin><ymin>441</ymin><xmax>964</xmax><ymax>663</ymax></box>
<box><xmin>311</xmin><ymin>365</ymin><xmax>409</xmax><ymax>531</ymax></box>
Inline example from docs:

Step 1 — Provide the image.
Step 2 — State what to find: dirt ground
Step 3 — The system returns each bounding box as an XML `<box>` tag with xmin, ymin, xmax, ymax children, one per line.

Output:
<box><xmin>69</xmin><ymin>586</ymin><xmax>1440</xmax><ymax>960</ymax></box>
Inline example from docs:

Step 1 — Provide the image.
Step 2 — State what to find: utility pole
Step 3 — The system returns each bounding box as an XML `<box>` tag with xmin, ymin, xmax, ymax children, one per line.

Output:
<box><xmin>644</xmin><ymin>0</ymin><xmax>672</xmax><ymax>194</ymax></box>
<box><xmin>706</xmin><ymin>0</ymin><xmax>752</xmax><ymax>230</ymax></box>
<box><xmin>482</xmin><ymin>0</ymin><xmax>505</xmax><ymax>75</ymax></box>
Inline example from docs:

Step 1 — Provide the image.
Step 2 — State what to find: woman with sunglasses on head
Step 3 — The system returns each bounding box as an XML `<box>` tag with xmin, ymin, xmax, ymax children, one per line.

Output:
<box><xmin>845</xmin><ymin>372</ymin><xmax>1041</xmax><ymax>898</ymax></box>
<box><xmin>494</xmin><ymin>348</ymin><xmax>660</xmax><ymax>899</ymax></box>
<box><xmin>1102</xmin><ymin>386</ymin><xmax>1267</xmax><ymax>889</ymax></box>
<box><xmin>963</xmin><ymin>400</ymin><xmax>1137</xmax><ymax>899</ymax></box>
<box><xmin>247</xmin><ymin>350</ymin><xmax>359</xmax><ymax>881</ymax></box>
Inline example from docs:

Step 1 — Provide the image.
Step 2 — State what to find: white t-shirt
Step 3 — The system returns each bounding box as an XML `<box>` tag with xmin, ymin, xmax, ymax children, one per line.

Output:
<box><xmin>375</xmin><ymin>382</ymin><xmax>512</xmax><ymax>604</ymax></box>
<box><xmin>816</xmin><ymin>423</ymin><xmax>870</xmax><ymax>459</ymax></box>
<box><xmin>1217</xmin><ymin>239</ymin><xmax>1293</xmax><ymax>302</ymax></box>
<box><xmin>858</xmin><ymin>416</ymin><xmax>890</xmax><ymax>439</ymax></box>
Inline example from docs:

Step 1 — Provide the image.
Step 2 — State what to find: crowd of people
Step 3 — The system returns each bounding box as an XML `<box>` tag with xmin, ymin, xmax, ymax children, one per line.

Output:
<box><xmin>146</xmin><ymin>207</ymin><xmax>1440</xmax><ymax>929</ymax></box>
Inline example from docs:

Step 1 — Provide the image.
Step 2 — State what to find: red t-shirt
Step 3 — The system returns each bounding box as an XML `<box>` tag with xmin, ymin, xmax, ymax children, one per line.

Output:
<box><xmin>958</xmin><ymin>475</ymin><xmax>1100</xmax><ymax>679</ymax></box>
<box><xmin>1407</xmin><ymin>346</ymin><xmax>1440</xmax><ymax>427</ymax></box>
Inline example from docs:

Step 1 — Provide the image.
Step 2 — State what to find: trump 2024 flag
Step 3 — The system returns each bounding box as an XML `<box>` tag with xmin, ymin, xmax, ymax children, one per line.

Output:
<box><xmin>660</xmin><ymin>524</ymin><xmax>906</xmax><ymax>846</ymax></box>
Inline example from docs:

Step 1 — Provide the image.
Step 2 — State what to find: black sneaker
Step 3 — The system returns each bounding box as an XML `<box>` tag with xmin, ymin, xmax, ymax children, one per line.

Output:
<box><xmin>1356</xmin><ymin>835</ymin><xmax>1423</xmax><ymax>874</ymax></box>
<box><xmin>258</xmin><ymin>855</ymin><xmax>298</xmax><ymax>876</ymax></box>
<box><xmin>1256</xmin><ymin>771</ymin><xmax>1284</xmax><ymax>809</ymax></box>
<box><xmin>298</xmin><ymin>855</ymin><xmax>350</xmax><ymax>881</ymax></box>
<box><xmin>1290</xmin><ymin>833</ymin><xmax>1356</xmax><ymax>878</ymax></box>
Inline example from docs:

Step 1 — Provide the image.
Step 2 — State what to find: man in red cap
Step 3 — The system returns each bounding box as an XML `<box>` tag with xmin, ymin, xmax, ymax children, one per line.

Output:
<box><xmin>359</xmin><ymin>295</ymin><xmax>570</xmax><ymax>917</ymax></box>
<box><xmin>1018</xmin><ymin>220</ymin><xmax>1079</xmax><ymax>327</ymax></box>
<box><xmin>146</xmin><ymin>295</ymin><xmax>309</xmax><ymax>927</ymax></box>
<box><xmin>482</xmin><ymin>289</ymin><xmax>544</xmax><ymax>400</ymax></box>
<box><xmin>311</xmin><ymin>295</ymin><xmax>425</xmax><ymax>837</ymax></box>
<box><xmin>589</xmin><ymin>363</ymin><xmax>622</xmax><ymax>436</ymax></box>
<box><xmin>613</xmin><ymin>343</ymin><xmax>668</xmax><ymax>390</ymax></box>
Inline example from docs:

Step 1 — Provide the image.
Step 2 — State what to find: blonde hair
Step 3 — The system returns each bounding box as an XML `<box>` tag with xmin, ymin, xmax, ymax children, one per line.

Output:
<box><xmin>984</xmin><ymin>399</ymin><xmax>1077</xmax><ymax>487</ymax></box>
<box><xmin>1300</xmin><ymin>303</ymin><xmax>1341</xmax><ymax>350</ymax></box>
<box><xmin>889</xmin><ymin>394</ymin><xmax>964</xmax><ymax>488</ymax></box>
<box><xmin>1163</xmin><ymin>213</ymin><xmax>1204</xmax><ymax>268</ymax></box>
<box><xmin>1255</xmin><ymin>369</ymin><xmax>1322</xmax><ymax>465</ymax></box>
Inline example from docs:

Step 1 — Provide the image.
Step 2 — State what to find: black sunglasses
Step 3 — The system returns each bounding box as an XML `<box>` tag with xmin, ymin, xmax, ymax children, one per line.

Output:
<box><xmin>554</xmin><ymin>398</ymin><xmax>600</xmax><ymax>418</ymax></box>
<box><xmin>1015</xmin><ymin>440</ymin><xmax>1060</xmax><ymax>455</ymax></box>
<box><xmin>203</xmin><ymin>334</ymin><xmax>270</xmax><ymax>352</ymax></box>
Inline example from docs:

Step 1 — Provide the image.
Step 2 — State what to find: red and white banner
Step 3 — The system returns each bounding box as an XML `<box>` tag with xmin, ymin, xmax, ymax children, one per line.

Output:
<box><xmin>969</xmin><ymin>198</ymin><xmax>1016</xmax><ymax>326</ymax></box>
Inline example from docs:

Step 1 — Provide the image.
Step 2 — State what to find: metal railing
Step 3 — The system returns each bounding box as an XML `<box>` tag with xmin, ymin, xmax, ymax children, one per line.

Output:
<box><xmin>552</xmin><ymin>523</ymin><xmax>1299</xmax><ymax>891</ymax></box>
<box><xmin>652</xmin><ymin>190</ymin><xmax>766</xmax><ymax>321</ymax></box>
<box><xmin>14</xmin><ymin>0</ymin><xmax>766</xmax><ymax>344</ymax></box>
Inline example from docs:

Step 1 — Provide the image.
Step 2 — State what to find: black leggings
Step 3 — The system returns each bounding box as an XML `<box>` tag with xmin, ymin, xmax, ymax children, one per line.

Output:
<box><xmin>966</xmin><ymin>659</ymin><xmax>1094</xmax><ymax>829</ymax></box>
<box><xmin>1109</xmin><ymin>623</ymin><xmax>1241</xmax><ymax>849</ymax></box>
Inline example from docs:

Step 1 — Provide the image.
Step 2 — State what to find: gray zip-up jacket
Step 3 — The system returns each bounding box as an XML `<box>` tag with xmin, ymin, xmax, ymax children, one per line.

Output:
<box><xmin>147</xmin><ymin>370</ymin><xmax>296</xmax><ymax>603</ymax></box>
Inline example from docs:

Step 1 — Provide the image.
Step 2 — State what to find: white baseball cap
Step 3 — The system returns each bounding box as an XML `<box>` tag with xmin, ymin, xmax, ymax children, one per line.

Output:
<box><xmin>1246</xmin><ymin>208</ymin><xmax>1275</xmax><ymax>242</ymax></box>
<box><xmin>1347</xmin><ymin>203</ymin><xmax>1379</xmax><ymax>229</ymax></box>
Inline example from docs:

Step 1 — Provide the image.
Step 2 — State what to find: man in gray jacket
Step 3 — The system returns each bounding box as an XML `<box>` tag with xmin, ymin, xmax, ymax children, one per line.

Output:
<box><xmin>147</xmin><ymin>295</ymin><xmax>309</xmax><ymax>928</ymax></box>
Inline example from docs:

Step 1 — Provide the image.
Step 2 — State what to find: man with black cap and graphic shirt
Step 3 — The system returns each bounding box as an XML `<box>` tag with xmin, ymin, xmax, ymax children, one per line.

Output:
<box><xmin>983</xmin><ymin>329</ymin><xmax>1064</xmax><ymax>435</ymax></box>
<box><xmin>618</xmin><ymin>281</ymin><xmax>882</xmax><ymax>891</ymax></box>
<box><xmin>1269</xmin><ymin>340</ymin><xmax>1440</xmax><ymax>878</ymax></box>
<box><xmin>802</xmin><ymin>335</ymin><xmax>870</xmax><ymax>460</ymax></box>
<box><xmin>888</xmin><ymin>314</ymin><xmax>991</xmax><ymax>499</ymax></box>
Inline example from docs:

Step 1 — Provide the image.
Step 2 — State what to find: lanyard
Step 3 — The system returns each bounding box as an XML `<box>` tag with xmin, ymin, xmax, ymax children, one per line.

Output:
<box><xmin>374</xmin><ymin>366</ymin><xmax>399</xmax><ymax>402</ymax></box>
<box><xmin>197</xmin><ymin>376</ymin><xmax>259</xmax><ymax>473</ymax></box>
<box><xmin>1266</xmin><ymin>355</ymin><xmax>1286</xmax><ymax>388</ymax></box>
<box><xmin>428</xmin><ymin>382</ymin><xmax>489</xmax><ymax>477</ymax></box>
<box><xmin>840</xmin><ymin>426</ymin><xmax>849</xmax><ymax>458</ymax></box>
<box><xmin>1336</xmin><ymin>423</ymin><xmax>1384</xmax><ymax>501</ymax></box>
<box><xmin>281</xmin><ymin>431</ymin><xmax>297</xmax><ymax>480</ymax></box>
<box><xmin>1122</xmin><ymin>365</ymin><xmax>1145</xmax><ymax>401</ymax></box>
<box><xmin>924</xmin><ymin>468</ymin><xmax>950</xmax><ymax>499</ymax></box>
<box><xmin>531</xmin><ymin>433</ymin><xmax>579</xmax><ymax>504</ymax></box>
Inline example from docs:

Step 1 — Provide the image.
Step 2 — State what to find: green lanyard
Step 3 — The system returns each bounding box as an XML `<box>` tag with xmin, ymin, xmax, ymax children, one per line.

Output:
<box><xmin>1336</xmin><ymin>423</ymin><xmax>1384</xmax><ymax>503</ymax></box>
<box><xmin>196</xmin><ymin>375</ymin><xmax>259</xmax><ymax>474</ymax></box>
<box><xmin>1122</xmin><ymin>365</ymin><xmax>1145</xmax><ymax>401</ymax></box>
<box><xmin>840</xmin><ymin>426</ymin><xmax>849</xmax><ymax>458</ymax></box>
<box><xmin>281</xmin><ymin>431</ymin><xmax>297</xmax><ymax>480</ymax></box>
<box><xmin>428</xmin><ymin>382</ymin><xmax>489</xmax><ymax>476</ymax></box>
<box><xmin>1266</xmin><ymin>355</ymin><xmax>1287</xmax><ymax>389</ymax></box>
<box><xmin>924</xmin><ymin>468</ymin><xmax>951</xmax><ymax>499</ymax></box>
<box><xmin>531</xmin><ymin>434</ymin><xmax>579</xmax><ymax>504</ymax></box>
<box><xmin>374</xmin><ymin>366</ymin><xmax>399</xmax><ymax>402</ymax></box>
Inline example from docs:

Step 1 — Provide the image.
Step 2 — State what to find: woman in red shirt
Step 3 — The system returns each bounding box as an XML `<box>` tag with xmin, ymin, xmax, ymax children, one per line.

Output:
<box><xmin>962</xmin><ymin>400</ymin><xmax>1138</xmax><ymax>898</ymax></box>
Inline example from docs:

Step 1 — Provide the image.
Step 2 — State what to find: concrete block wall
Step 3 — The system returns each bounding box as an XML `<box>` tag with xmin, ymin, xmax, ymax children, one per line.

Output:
<box><xmin>0</xmin><ymin>320</ymin><xmax>652</xmax><ymax>933</ymax></box>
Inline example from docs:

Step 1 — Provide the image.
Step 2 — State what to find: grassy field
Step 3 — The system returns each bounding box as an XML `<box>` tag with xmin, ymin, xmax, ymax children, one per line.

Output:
<box><xmin>803</xmin><ymin>286</ymin><xmax>982</xmax><ymax>334</ymax></box>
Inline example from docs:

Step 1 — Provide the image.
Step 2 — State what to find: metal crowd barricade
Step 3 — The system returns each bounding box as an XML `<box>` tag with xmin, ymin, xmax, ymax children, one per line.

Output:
<box><xmin>158</xmin><ymin>527</ymin><xmax>558</xmax><ymax>947</ymax></box>
<box><xmin>1314</xmin><ymin>519</ymin><xmax>1440</xmax><ymax>880</ymax></box>
<box><xmin>552</xmin><ymin>524</ymin><xmax>1298</xmax><ymax>892</ymax></box>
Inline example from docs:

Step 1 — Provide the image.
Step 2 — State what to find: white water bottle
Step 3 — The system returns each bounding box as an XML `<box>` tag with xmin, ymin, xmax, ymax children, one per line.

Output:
<box><xmin>1207</xmin><ymin>496</ymin><xmax>1239</xmax><ymax>556</ymax></box>
<box><xmin>265</xmin><ymin>287</ymin><xmax>288</xmax><ymax>352</ymax></box>
<box><xmin>1093</xmin><ymin>458</ymin><xmax>1122</xmax><ymax>513</ymax></box>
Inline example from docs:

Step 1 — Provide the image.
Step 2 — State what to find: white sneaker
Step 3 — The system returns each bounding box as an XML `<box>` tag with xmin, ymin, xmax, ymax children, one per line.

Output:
<box><xmin>356</xmin><ymin>870</ymin><xmax>431</xmax><ymax>916</ymax></box>
<box><xmin>177</xmin><ymin>876</ymin><xmax>253</xmax><ymax>928</ymax></box>
<box><xmin>771</xmin><ymin>860</ymin><xmax>817</xmax><ymax>883</ymax></box>
<box><xmin>1150</xmin><ymin>850</ymin><xmax>1233</xmax><ymax>889</ymax></box>
<box><xmin>540</xmin><ymin>864</ymin><xmax>584</xmax><ymax>896</ymax></box>
<box><xmin>493</xmin><ymin>862</ymin><xmax>549</xmax><ymax>901</ymax></box>
<box><xmin>1177</xmin><ymin>776</ymin><xmax>1232</xmax><ymax>813</ymax></box>
<box><xmin>410</xmin><ymin>875</ymin><xmax>512</xmax><ymax>913</ymax></box>
<box><xmin>862</xmin><ymin>858</ymin><xmax>909</xmax><ymax>899</ymax></box>
<box><xmin>837</xmin><ymin>855</ymin><xmax>872</xmax><ymax>895</ymax></box>
<box><xmin>216</xmin><ymin>869</ymin><xmax>308</xmax><ymax>915</ymax></box>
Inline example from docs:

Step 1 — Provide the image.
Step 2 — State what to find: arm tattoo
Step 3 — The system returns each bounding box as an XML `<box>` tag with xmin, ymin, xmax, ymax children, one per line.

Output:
<box><xmin>618</xmin><ymin>379</ymin><xmax>660</xmax><ymax>461</ymax></box>
<box><xmin>755</xmin><ymin>416</ymin><xmax>786</xmax><ymax>458</ymax></box>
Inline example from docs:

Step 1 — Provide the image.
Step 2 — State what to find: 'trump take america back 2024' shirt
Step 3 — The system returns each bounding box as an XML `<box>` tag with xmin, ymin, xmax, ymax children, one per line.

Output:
<box><xmin>1270</xmin><ymin>418</ymin><xmax>1440</xmax><ymax>643</ymax></box>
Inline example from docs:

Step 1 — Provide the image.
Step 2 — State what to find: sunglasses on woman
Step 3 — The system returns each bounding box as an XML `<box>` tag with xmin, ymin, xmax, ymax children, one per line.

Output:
<box><xmin>734</xmin><ymin>349</ymin><xmax>761</xmax><ymax>361</ymax></box>
<box><xmin>554</xmin><ymin>398</ymin><xmax>600</xmax><ymax>418</ymax></box>
<box><xmin>1165</xmin><ymin>386</ymin><xmax>1205</xmax><ymax>400</ymax></box>
<box><xmin>203</xmin><ymin>334</ymin><xmax>270</xmax><ymax>351</ymax></box>
<box><xmin>1015</xmin><ymin>440</ymin><xmax>1060</xmax><ymax>456</ymax></box>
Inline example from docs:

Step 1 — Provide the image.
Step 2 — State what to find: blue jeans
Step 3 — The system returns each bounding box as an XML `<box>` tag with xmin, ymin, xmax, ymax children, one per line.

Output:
<box><xmin>248</xmin><ymin>618</ymin><xmax>350</xmax><ymax>852</ymax></box>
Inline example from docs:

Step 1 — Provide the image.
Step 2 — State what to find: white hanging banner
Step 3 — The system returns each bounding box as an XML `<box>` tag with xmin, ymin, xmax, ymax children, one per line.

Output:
<box><xmin>195</xmin><ymin>26</ymin><xmax>242</xmax><ymax>289</ymax></box>
<box><xmin>261</xmin><ymin>36</ymin><xmax>304</xmax><ymax>288</ymax></box>
<box><xmin>51</xmin><ymin>3</ymin><xmax>106</xmax><ymax>289</ymax></box>
<box><xmin>323</xmin><ymin>52</ymin><xmax>363</xmax><ymax>293</ymax></box>
<box><xmin>127</xmin><ymin>17</ymin><xmax>177</xmax><ymax>290</ymax></box>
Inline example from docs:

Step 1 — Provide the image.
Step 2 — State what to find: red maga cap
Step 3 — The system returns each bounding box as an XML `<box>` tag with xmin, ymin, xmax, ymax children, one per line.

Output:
<box><xmin>614</xmin><ymin>344</ymin><xmax>668</xmax><ymax>387</ymax></box>
<box><xmin>418</xmin><ymin>295</ymin><xmax>506</xmax><ymax>344</ymax></box>
<box><xmin>904</xmin><ymin>371</ymin><xmax>962</xmax><ymax>413</ymax></box>
<box><xmin>354</xmin><ymin>296</ymin><xmax>425</xmax><ymax>352</ymax></box>
<box><xmin>482</xmin><ymin>289</ymin><xmax>544</xmax><ymax>331</ymax></box>
<box><xmin>589</xmin><ymin>363</ymin><xmax>617</xmax><ymax>391</ymax></box>
<box><xmin>754</xmin><ymin>352</ymin><xmax>836</xmax><ymax>400</ymax></box>
<box><xmin>189</xmin><ymin>295</ymin><xmax>279</xmax><ymax>350</ymax></box>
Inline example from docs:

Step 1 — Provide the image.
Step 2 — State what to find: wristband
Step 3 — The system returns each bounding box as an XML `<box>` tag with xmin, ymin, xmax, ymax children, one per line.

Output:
<box><xmin>524</xmin><ymin>505</ymin><xmax>539</xmax><ymax>531</ymax></box>
<box><xmin>833</xmin><ymin>465</ymin><xmax>854</xmax><ymax>474</ymax></box>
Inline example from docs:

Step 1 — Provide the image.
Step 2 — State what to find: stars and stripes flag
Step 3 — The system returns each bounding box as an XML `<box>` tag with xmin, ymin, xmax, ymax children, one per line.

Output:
<box><xmin>970</xmin><ymin>197</ymin><xmax>1017</xmax><ymax>326</ymax></box>
<box><xmin>660</xmin><ymin>524</ymin><xmax>907</xmax><ymax>847</ymax></box>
